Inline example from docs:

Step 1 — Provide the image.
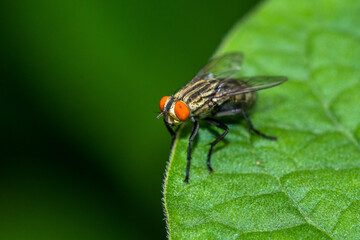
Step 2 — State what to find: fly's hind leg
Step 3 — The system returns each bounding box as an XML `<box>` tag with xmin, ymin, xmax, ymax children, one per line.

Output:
<box><xmin>214</xmin><ymin>108</ymin><xmax>277</xmax><ymax>140</ymax></box>
<box><xmin>204</xmin><ymin>118</ymin><xmax>229</xmax><ymax>173</ymax></box>
<box><xmin>239</xmin><ymin>109</ymin><xmax>277</xmax><ymax>140</ymax></box>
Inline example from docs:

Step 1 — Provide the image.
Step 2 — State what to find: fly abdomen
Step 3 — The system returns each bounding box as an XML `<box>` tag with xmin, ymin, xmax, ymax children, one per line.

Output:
<box><xmin>233</xmin><ymin>91</ymin><xmax>257</xmax><ymax>109</ymax></box>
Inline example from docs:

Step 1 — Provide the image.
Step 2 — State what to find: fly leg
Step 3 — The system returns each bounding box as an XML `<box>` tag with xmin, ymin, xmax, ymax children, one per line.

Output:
<box><xmin>239</xmin><ymin>109</ymin><xmax>277</xmax><ymax>140</ymax></box>
<box><xmin>164</xmin><ymin>119</ymin><xmax>176</xmax><ymax>149</ymax></box>
<box><xmin>204</xmin><ymin>118</ymin><xmax>229</xmax><ymax>173</ymax></box>
<box><xmin>184</xmin><ymin>119</ymin><xmax>200</xmax><ymax>183</ymax></box>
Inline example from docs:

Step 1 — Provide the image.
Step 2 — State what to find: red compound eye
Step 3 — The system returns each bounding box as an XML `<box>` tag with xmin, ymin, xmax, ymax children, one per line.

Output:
<box><xmin>159</xmin><ymin>96</ymin><xmax>169</xmax><ymax>112</ymax></box>
<box><xmin>174</xmin><ymin>101</ymin><xmax>190</xmax><ymax>121</ymax></box>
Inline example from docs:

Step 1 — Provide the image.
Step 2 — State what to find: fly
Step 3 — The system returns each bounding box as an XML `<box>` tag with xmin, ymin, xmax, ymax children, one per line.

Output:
<box><xmin>157</xmin><ymin>52</ymin><xmax>287</xmax><ymax>183</ymax></box>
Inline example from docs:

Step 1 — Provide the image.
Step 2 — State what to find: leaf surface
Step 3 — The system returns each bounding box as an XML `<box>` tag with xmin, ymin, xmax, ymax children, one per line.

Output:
<box><xmin>164</xmin><ymin>0</ymin><xmax>360</xmax><ymax>239</ymax></box>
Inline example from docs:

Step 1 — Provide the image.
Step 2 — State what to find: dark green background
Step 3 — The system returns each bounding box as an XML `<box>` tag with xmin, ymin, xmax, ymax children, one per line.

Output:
<box><xmin>1</xmin><ymin>1</ymin><xmax>259</xmax><ymax>239</ymax></box>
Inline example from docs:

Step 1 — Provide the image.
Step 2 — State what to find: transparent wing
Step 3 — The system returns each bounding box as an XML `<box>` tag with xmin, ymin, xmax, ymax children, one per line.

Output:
<box><xmin>191</xmin><ymin>52</ymin><xmax>244</xmax><ymax>82</ymax></box>
<box><xmin>213</xmin><ymin>76</ymin><xmax>287</xmax><ymax>100</ymax></box>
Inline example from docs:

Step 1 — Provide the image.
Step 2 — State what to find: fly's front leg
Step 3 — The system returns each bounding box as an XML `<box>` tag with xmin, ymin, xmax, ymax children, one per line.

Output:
<box><xmin>204</xmin><ymin>118</ymin><xmax>229</xmax><ymax>173</ymax></box>
<box><xmin>164</xmin><ymin>119</ymin><xmax>176</xmax><ymax>148</ymax></box>
<box><xmin>240</xmin><ymin>109</ymin><xmax>277</xmax><ymax>140</ymax></box>
<box><xmin>185</xmin><ymin>119</ymin><xmax>199</xmax><ymax>183</ymax></box>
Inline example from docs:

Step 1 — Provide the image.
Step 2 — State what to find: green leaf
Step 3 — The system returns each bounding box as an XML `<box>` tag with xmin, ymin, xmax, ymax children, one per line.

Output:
<box><xmin>163</xmin><ymin>0</ymin><xmax>360</xmax><ymax>239</ymax></box>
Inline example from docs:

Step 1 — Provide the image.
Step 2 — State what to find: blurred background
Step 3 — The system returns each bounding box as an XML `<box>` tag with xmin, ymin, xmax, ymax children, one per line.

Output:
<box><xmin>0</xmin><ymin>1</ymin><xmax>259</xmax><ymax>239</ymax></box>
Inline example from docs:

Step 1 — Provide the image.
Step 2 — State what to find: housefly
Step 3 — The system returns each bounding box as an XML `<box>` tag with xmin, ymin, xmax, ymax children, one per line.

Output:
<box><xmin>157</xmin><ymin>52</ymin><xmax>287</xmax><ymax>183</ymax></box>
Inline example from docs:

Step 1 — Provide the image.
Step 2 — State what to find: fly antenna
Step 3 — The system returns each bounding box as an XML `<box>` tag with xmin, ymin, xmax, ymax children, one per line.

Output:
<box><xmin>156</xmin><ymin>112</ymin><xmax>164</xmax><ymax>119</ymax></box>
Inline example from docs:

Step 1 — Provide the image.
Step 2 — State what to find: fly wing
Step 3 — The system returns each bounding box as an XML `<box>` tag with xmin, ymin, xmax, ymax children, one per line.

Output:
<box><xmin>213</xmin><ymin>76</ymin><xmax>287</xmax><ymax>100</ymax></box>
<box><xmin>191</xmin><ymin>52</ymin><xmax>244</xmax><ymax>82</ymax></box>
